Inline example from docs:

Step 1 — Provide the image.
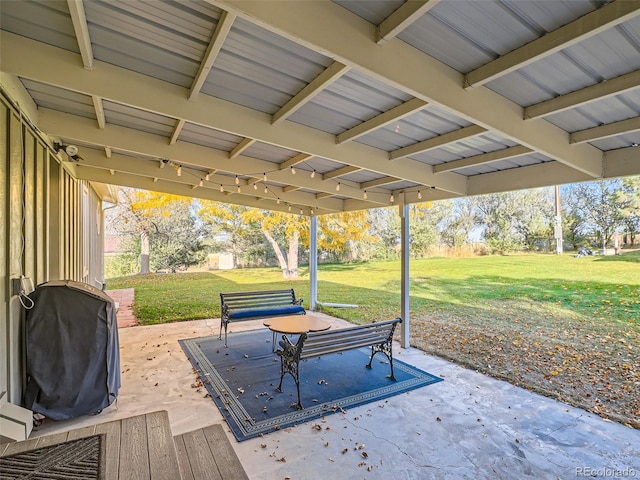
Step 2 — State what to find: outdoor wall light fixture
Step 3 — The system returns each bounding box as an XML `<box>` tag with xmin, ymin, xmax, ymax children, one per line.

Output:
<box><xmin>53</xmin><ymin>142</ymin><xmax>82</xmax><ymax>162</ymax></box>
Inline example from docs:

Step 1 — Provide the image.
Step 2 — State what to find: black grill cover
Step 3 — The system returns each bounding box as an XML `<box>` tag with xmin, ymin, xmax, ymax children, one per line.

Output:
<box><xmin>24</xmin><ymin>280</ymin><xmax>120</xmax><ymax>420</ymax></box>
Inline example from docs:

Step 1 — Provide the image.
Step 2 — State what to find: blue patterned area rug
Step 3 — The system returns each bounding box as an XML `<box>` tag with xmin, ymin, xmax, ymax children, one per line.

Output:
<box><xmin>179</xmin><ymin>328</ymin><xmax>443</xmax><ymax>442</ymax></box>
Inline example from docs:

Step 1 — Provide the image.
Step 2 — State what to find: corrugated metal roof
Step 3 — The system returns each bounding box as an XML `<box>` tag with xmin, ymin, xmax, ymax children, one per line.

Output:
<box><xmin>1</xmin><ymin>0</ymin><xmax>638</xmax><ymax>215</ymax></box>
<box><xmin>290</xmin><ymin>69</ymin><xmax>413</xmax><ymax>134</ymax></box>
<box><xmin>0</xmin><ymin>0</ymin><xmax>78</xmax><ymax>52</ymax></box>
<box><xmin>103</xmin><ymin>101</ymin><xmax>175</xmax><ymax>137</ymax></box>
<box><xmin>202</xmin><ymin>17</ymin><xmax>333</xmax><ymax>114</ymax></box>
<box><xmin>21</xmin><ymin>79</ymin><xmax>95</xmax><ymax>120</ymax></box>
<box><xmin>242</xmin><ymin>141</ymin><xmax>298</xmax><ymax>163</ymax></box>
<box><xmin>178</xmin><ymin>123</ymin><xmax>242</xmax><ymax>151</ymax></box>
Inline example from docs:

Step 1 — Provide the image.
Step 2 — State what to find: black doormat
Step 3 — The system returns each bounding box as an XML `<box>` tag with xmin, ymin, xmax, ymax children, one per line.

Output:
<box><xmin>0</xmin><ymin>434</ymin><xmax>105</xmax><ymax>480</ymax></box>
<box><xmin>179</xmin><ymin>328</ymin><xmax>443</xmax><ymax>441</ymax></box>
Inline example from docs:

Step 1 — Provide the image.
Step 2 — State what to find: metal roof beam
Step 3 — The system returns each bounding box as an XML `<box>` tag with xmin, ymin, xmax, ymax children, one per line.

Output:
<box><xmin>433</xmin><ymin>145</ymin><xmax>533</xmax><ymax>173</ymax></box>
<box><xmin>464</xmin><ymin>0</ymin><xmax>640</xmax><ymax>89</ymax></box>
<box><xmin>570</xmin><ymin>117</ymin><xmax>640</xmax><ymax>144</ymax></box>
<box><xmin>603</xmin><ymin>146</ymin><xmax>640</xmax><ymax>178</ymax></box>
<box><xmin>77</xmin><ymin>166</ymin><xmax>336</xmax><ymax>215</ymax></box>
<box><xmin>229</xmin><ymin>137</ymin><xmax>256</xmax><ymax>158</ymax></box>
<box><xmin>279</xmin><ymin>153</ymin><xmax>314</xmax><ymax>170</ymax></box>
<box><xmin>360</xmin><ymin>176</ymin><xmax>401</xmax><ymax>189</ymax></box>
<box><xmin>204</xmin><ymin>1</ymin><xmax>603</xmax><ymax>177</ymax></box>
<box><xmin>272</xmin><ymin>61</ymin><xmax>350</xmax><ymax>125</ymax></box>
<box><xmin>376</xmin><ymin>1</ymin><xmax>441</xmax><ymax>44</ymax></box>
<box><xmin>0</xmin><ymin>30</ymin><xmax>466</xmax><ymax>194</ymax></box>
<box><xmin>170</xmin><ymin>119</ymin><xmax>185</xmax><ymax>145</ymax></box>
<box><xmin>67</xmin><ymin>0</ymin><xmax>94</xmax><ymax>70</ymax></box>
<box><xmin>337</xmin><ymin>98</ymin><xmax>428</xmax><ymax>144</ymax></box>
<box><xmin>322</xmin><ymin>165</ymin><xmax>361</xmax><ymax>180</ymax></box>
<box><xmin>92</xmin><ymin>96</ymin><xmax>105</xmax><ymax>129</ymax></box>
<box><xmin>189</xmin><ymin>11</ymin><xmax>236</xmax><ymax>100</ymax></box>
<box><xmin>525</xmin><ymin>69</ymin><xmax>640</xmax><ymax>119</ymax></box>
<box><xmin>390</xmin><ymin>125</ymin><xmax>487</xmax><ymax>160</ymax></box>
<box><xmin>77</xmin><ymin>149</ymin><xmax>345</xmax><ymax>212</ymax></box>
<box><xmin>36</xmin><ymin>109</ymin><xmax>382</xmax><ymax>203</ymax></box>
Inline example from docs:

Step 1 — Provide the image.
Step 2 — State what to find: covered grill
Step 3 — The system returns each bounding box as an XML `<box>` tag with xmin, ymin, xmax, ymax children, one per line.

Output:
<box><xmin>24</xmin><ymin>280</ymin><xmax>120</xmax><ymax>420</ymax></box>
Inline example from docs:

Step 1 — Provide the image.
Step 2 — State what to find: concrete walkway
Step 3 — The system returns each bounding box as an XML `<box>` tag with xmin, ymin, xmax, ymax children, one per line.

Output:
<box><xmin>29</xmin><ymin>314</ymin><xmax>639</xmax><ymax>479</ymax></box>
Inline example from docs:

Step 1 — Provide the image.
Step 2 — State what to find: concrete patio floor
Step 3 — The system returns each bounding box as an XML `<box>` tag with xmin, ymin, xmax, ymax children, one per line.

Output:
<box><xmin>30</xmin><ymin>313</ymin><xmax>639</xmax><ymax>479</ymax></box>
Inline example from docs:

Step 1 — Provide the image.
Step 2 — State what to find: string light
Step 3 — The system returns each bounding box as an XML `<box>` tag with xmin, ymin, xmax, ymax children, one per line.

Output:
<box><xmin>311</xmin><ymin>169</ymin><xmax>316</xmax><ymax>178</ymax></box>
<box><xmin>336</xmin><ymin>182</ymin><xmax>340</xmax><ymax>191</ymax></box>
<box><xmin>235</xmin><ymin>175</ymin><xmax>239</xmax><ymax>185</ymax></box>
<box><xmin>237</xmin><ymin>185</ymin><xmax>241</xmax><ymax>193</ymax></box>
<box><xmin>288</xmin><ymin>205</ymin><xmax>292</xmax><ymax>212</ymax></box>
<box><xmin>363</xmin><ymin>190</ymin><xmax>368</xmax><ymax>199</ymax></box>
<box><xmin>418</xmin><ymin>190</ymin><xmax>422</xmax><ymax>200</ymax></box>
<box><xmin>175</xmin><ymin>165</ymin><xmax>182</xmax><ymax>176</ymax></box>
<box><xmin>199</xmin><ymin>179</ymin><xmax>204</xmax><ymax>187</ymax></box>
<box><xmin>310</xmin><ymin>208</ymin><xmax>314</xmax><ymax>215</ymax></box>
<box><xmin>390</xmin><ymin>193</ymin><xmax>394</xmax><ymax>203</ymax></box>
<box><xmin>263</xmin><ymin>173</ymin><xmax>267</xmax><ymax>182</ymax></box>
<box><xmin>205</xmin><ymin>172</ymin><xmax>210</xmax><ymax>181</ymax></box>
<box><xmin>220</xmin><ymin>184</ymin><xmax>224</xmax><ymax>192</ymax></box>
<box><xmin>290</xmin><ymin>166</ymin><xmax>296</xmax><ymax>175</ymax></box>
<box><xmin>253</xmin><ymin>183</ymin><xmax>258</xmax><ymax>190</ymax></box>
<box><xmin>277</xmin><ymin>197</ymin><xmax>281</xmax><ymax>204</ymax></box>
<box><xmin>300</xmin><ymin>209</ymin><xmax>303</xmax><ymax>215</ymax></box>
<box><xmin>264</xmin><ymin>185</ymin><xmax>268</xmax><ymax>194</ymax></box>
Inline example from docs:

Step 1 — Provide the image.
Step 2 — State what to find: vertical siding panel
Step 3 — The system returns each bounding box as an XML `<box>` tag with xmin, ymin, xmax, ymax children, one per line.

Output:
<box><xmin>7</xmin><ymin>108</ymin><xmax>25</xmax><ymax>403</ymax></box>
<box><xmin>48</xmin><ymin>158</ymin><xmax>61</xmax><ymax>280</ymax></box>
<box><xmin>23</xmin><ymin>130</ymin><xmax>35</xmax><ymax>280</ymax></box>
<box><xmin>35</xmin><ymin>141</ymin><xmax>46</xmax><ymax>285</ymax></box>
<box><xmin>0</xmin><ymin>100</ymin><xmax>9</xmax><ymax>398</ymax></box>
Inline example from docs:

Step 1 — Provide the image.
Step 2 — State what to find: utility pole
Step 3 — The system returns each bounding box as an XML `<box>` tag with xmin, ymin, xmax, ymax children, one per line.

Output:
<box><xmin>554</xmin><ymin>185</ymin><xmax>563</xmax><ymax>255</ymax></box>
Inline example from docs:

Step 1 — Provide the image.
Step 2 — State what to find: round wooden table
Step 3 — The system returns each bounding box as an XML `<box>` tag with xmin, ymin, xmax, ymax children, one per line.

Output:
<box><xmin>263</xmin><ymin>315</ymin><xmax>331</xmax><ymax>351</ymax></box>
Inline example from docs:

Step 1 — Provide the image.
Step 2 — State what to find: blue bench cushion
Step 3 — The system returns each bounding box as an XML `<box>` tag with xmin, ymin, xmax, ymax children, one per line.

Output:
<box><xmin>228</xmin><ymin>304</ymin><xmax>305</xmax><ymax>320</ymax></box>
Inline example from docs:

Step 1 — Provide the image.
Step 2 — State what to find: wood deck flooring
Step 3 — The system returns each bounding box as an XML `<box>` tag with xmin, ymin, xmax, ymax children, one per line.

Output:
<box><xmin>0</xmin><ymin>411</ymin><xmax>247</xmax><ymax>480</ymax></box>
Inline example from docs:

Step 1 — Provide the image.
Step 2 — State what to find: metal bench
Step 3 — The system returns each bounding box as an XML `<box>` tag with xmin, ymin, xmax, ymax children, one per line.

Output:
<box><xmin>276</xmin><ymin>317</ymin><xmax>402</xmax><ymax>409</ymax></box>
<box><xmin>219</xmin><ymin>289</ymin><xmax>305</xmax><ymax>347</ymax></box>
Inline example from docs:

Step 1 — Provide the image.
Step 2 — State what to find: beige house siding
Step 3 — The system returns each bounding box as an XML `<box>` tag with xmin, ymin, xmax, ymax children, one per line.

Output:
<box><xmin>1</xmin><ymin>89</ymin><xmax>106</xmax><ymax>405</ymax></box>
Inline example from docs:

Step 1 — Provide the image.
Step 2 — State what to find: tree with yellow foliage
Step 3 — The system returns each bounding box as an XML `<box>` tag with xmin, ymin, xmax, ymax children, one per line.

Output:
<box><xmin>113</xmin><ymin>189</ymin><xmax>195</xmax><ymax>274</ymax></box>
<box><xmin>198</xmin><ymin>200</ymin><xmax>371</xmax><ymax>278</ymax></box>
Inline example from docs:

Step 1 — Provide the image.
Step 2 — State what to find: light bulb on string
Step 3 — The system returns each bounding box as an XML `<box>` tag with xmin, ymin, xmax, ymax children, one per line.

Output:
<box><xmin>253</xmin><ymin>183</ymin><xmax>258</xmax><ymax>190</ymax></box>
<box><xmin>277</xmin><ymin>198</ymin><xmax>281</xmax><ymax>205</ymax></box>
<box><xmin>220</xmin><ymin>184</ymin><xmax>224</xmax><ymax>192</ymax></box>
<box><xmin>199</xmin><ymin>179</ymin><xmax>204</xmax><ymax>187</ymax></box>
<box><xmin>176</xmin><ymin>165</ymin><xmax>182</xmax><ymax>177</ymax></box>
<box><xmin>263</xmin><ymin>173</ymin><xmax>267</xmax><ymax>182</ymax></box>
<box><xmin>311</xmin><ymin>169</ymin><xmax>316</xmax><ymax>178</ymax></box>
<box><xmin>390</xmin><ymin>193</ymin><xmax>394</xmax><ymax>203</ymax></box>
<box><xmin>291</xmin><ymin>166</ymin><xmax>296</xmax><ymax>175</ymax></box>
<box><xmin>418</xmin><ymin>190</ymin><xmax>422</xmax><ymax>200</ymax></box>
<box><xmin>310</xmin><ymin>208</ymin><xmax>314</xmax><ymax>215</ymax></box>
<box><xmin>336</xmin><ymin>182</ymin><xmax>340</xmax><ymax>191</ymax></box>
<box><xmin>237</xmin><ymin>185</ymin><xmax>241</xmax><ymax>193</ymax></box>
<box><xmin>235</xmin><ymin>175</ymin><xmax>239</xmax><ymax>185</ymax></box>
<box><xmin>288</xmin><ymin>205</ymin><xmax>292</xmax><ymax>212</ymax></box>
<box><xmin>363</xmin><ymin>190</ymin><xmax>368</xmax><ymax>199</ymax></box>
<box><xmin>204</xmin><ymin>172</ymin><xmax>210</xmax><ymax>181</ymax></box>
<box><xmin>264</xmin><ymin>185</ymin><xmax>268</xmax><ymax>194</ymax></box>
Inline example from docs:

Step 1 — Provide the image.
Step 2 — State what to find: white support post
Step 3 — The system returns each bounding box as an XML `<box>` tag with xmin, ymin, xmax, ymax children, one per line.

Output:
<box><xmin>400</xmin><ymin>198</ymin><xmax>410</xmax><ymax>348</ymax></box>
<box><xmin>310</xmin><ymin>216</ymin><xmax>318</xmax><ymax>311</ymax></box>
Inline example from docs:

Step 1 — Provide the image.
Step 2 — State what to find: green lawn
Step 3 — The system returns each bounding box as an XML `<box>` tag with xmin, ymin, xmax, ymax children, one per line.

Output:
<box><xmin>108</xmin><ymin>252</ymin><xmax>640</xmax><ymax>427</ymax></box>
<box><xmin>108</xmin><ymin>252</ymin><xmax>639</xmax><ymax>326</ymax></box>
